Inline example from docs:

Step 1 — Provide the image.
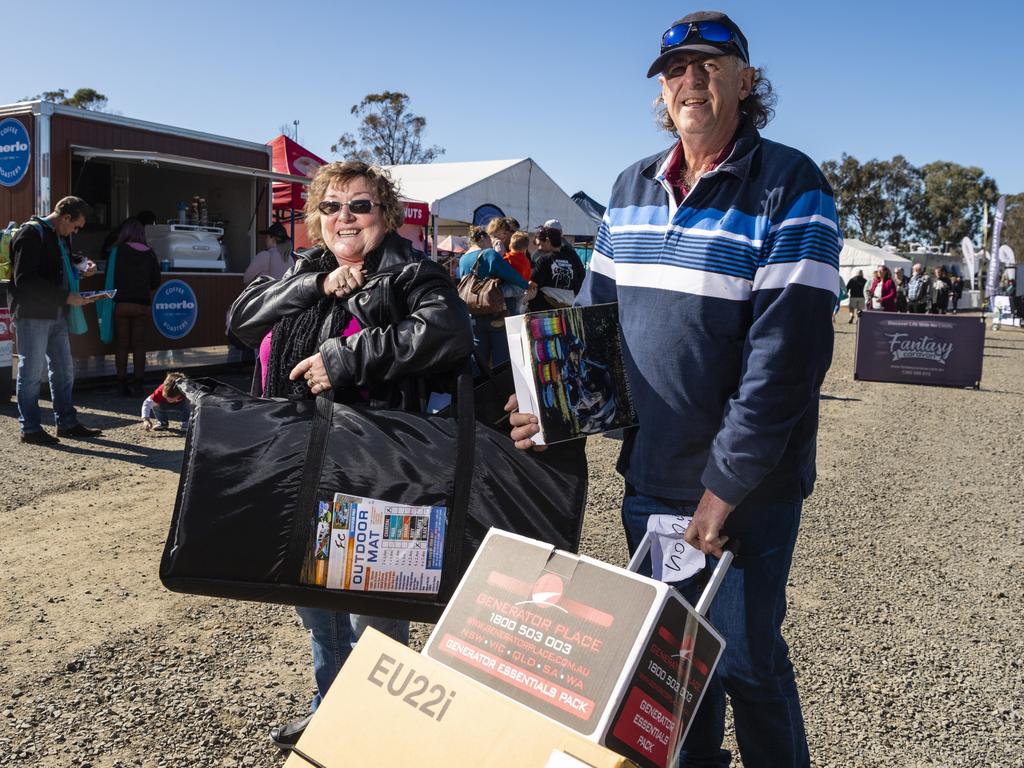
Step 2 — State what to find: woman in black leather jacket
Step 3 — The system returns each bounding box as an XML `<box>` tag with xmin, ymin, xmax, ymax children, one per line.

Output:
<box><xmin>228</xmin><ymin>161</ymin><xmax>472</xmax><ymax>749</ymax></box>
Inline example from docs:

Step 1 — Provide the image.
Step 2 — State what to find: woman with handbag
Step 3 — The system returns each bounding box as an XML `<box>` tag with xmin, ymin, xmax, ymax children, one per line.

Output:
<box><xmin>228</xmin><ymin>161</ymin><xmax>472</xmax><ymax>749</ymax></box>
<box><xmin>457</xmin><ymin>226</ymin><xmax>532</xmax><ymax>367</ymax></box>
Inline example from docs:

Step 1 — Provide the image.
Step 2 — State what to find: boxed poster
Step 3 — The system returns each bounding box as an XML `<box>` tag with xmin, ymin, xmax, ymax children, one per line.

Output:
<box><xmin>422</xmin><ymin>530</ymin><xmax>724</xmax><ymax>768</ymax></box>
<box><xmin>285</xmin><ymin>628</ymin><xmax>638</xmax><ymax>768</ymax></box>
<box><xmin>506</xmin><ymin>303</ymin><xmax>637</xmax><ymax>445</ymax></box>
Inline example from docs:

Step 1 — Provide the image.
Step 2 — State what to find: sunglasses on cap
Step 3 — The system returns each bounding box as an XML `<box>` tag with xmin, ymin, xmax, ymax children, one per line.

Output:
<box><xmin>317</xmin><ymin>199</ymin><xmax>378</xmax><ymax>216</ymax></box>
<box><xmin>661</xmin><ymin>20</ymin><xmax>748</xmax><ymax>63</ymax></box>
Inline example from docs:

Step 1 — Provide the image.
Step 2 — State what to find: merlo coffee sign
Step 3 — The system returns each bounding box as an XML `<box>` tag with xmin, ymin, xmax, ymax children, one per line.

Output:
<box><xmin>0</xmin><ymin>118</ymin><xmax>31</xmax><ymax>188</ymax></box>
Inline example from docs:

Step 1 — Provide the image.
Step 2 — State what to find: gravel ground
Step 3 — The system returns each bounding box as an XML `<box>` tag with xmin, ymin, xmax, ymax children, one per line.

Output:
<box><xmin>1</xmin><ymin>322</ymin><xmax>1022</xmax><ymax>767</ymax></box>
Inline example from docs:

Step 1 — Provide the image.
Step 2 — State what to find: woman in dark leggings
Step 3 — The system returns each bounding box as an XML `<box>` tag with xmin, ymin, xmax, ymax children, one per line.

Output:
<box><xmin>110</xmin><ymin>219</ymin><xmax>161</xmax><ymax>395</ymax></box>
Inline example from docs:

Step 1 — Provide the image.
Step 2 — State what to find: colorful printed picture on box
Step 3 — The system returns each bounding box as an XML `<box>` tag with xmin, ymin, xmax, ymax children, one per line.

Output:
<box><xmin>527</xmin><ymin>303</ymin><xmax>636</xmax><ymax>443</ymax></box>
<box><xmin>302</xmin><ymin>492</ymin><xmax>446</xmax><ymax>594</ymax></box>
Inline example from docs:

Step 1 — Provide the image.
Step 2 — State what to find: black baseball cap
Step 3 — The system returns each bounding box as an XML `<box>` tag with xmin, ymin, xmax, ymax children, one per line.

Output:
<box><xmin>646</xmin><ymin>11</ymin><xmax>749</xmax><ymax>78</ymax></box>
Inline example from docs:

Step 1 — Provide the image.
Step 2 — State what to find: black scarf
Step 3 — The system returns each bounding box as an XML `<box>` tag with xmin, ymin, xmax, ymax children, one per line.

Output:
<box><xmin>263</xmin><ymin>249</ymin><xmax>352</xmax><ymax>400</ymax></box>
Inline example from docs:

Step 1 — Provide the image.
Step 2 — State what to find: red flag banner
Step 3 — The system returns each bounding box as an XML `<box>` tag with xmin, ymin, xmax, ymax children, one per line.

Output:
<box><xmin>269</xmin><ymin>135</ymin><xmax>326</xmax><ymax>211</ymax></box>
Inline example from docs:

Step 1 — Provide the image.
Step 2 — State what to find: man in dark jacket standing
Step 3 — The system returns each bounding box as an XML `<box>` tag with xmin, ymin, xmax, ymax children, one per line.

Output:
<box><xmin>528</xmin><ymin>223</ymin><xmax>586</xmax><ymax>311</ymax></box>
<box><xmin>10</xmin><ymin>196</ymin><xmax>102</xmax><ymax>444</ymax></box>
<box><xmin>543</xmin><ymin>218</ymin><xmax>587</xmax><ymax>291</ymax></box>
<box><xmin>845</xmin><ymin>269</ymin><xmax>867</xmax><ymax>322</ymax></box>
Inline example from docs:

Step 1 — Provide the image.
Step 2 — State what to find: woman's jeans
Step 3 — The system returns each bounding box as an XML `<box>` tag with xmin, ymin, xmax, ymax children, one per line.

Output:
<box><xmin>15</xmin><ymin>317</ymin><xmax>80</xmax><ymax>435</ymax></box>
<box><xmin>471</xmin><ymin>314</ymin><xmax>510</xmax><ymax>368</ymax></box>
<box><xmin>294</xmin><ymin>607</ymin><xmax>409</xmax><ymax>711</ymax></box>
<box><xmin>621</xmin><ymin>488</ymin><xmax>809</xmax><ymax>768</ymax></box>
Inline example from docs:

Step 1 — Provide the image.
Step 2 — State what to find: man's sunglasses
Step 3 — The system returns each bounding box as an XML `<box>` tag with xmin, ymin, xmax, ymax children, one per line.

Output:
<box><xmin>317</xmin><ymin>199</ymin><xmax>378</xmax><ymax>216</ymax></box>
<box><xmin>661</xmin><ymin>21</ymin><xmax>748</xmax><ymax>62</ymax></box>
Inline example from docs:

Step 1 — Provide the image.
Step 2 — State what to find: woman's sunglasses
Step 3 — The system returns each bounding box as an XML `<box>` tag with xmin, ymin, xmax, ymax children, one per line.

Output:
<box><xmin>317</xmin><ymin>199</ymin><xmax>378</xmax><ymax>216</ymax></box>
<box><xmin>661</xmin><ymin>21</ymin><xmax>748</xmax><ymax>63</ymax></box>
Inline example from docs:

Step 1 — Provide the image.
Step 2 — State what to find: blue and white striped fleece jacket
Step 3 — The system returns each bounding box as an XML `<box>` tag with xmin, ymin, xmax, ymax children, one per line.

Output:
<box><xmin>578</xmin><ymin>123</ymin><xmax>841</xmax><ymax>506</ymax></box>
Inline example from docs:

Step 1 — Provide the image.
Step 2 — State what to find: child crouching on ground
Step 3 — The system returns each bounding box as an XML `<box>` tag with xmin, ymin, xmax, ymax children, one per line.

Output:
<box><xmin>142</xmin><ymin>371</ymin><xmax>189</xmax><ymax>431</ymax></box>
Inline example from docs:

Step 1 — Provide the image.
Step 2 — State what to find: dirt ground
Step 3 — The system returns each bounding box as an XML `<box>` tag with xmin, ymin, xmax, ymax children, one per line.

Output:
<box><xmin>1</xmin><ymin>321</ymin><xmax>1022</xmax><ymax>767</ymax></box>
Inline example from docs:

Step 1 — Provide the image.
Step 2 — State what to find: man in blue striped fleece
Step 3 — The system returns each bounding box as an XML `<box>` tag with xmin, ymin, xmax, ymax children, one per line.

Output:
<box><xmin>511</xmin><ymin>10</ymin><xmax>839</xmax><ymax>767</ymax></box>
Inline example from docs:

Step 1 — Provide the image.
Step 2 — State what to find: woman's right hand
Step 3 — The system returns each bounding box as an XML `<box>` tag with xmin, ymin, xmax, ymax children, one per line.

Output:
<box><xmin>504</xmin><ymin>394</ymin><xmax>545</xmax><ymax>451</ymax></box>
<box><xmin>321</xmin><ymin>264</ymin><xmax>365</xmax><ymax>298</ymax></box>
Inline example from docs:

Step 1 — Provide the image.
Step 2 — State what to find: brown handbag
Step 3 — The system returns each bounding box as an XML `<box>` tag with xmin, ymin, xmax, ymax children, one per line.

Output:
<box><xmin>457</xmin><ymin>251</ymin><xmax>506</xmax><ymax>316</ymax></box>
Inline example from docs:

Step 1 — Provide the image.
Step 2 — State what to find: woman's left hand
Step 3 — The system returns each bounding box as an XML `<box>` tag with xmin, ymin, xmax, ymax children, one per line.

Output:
<box><xmin>289</xmin><ymin>353</ymin><xmax>333</xmax><ymax>395</ymax></box>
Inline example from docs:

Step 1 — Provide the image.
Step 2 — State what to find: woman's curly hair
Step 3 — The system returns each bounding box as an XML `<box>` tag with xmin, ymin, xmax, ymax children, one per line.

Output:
<box><xmin>304</xmin><ymin>161</ymin><xmax>404</xmax><ymax>245</ymax></box>
<box><xmin>655</xmin><ymin>59</ymin><xmax>777</xmax><ymax>134</ymax></box>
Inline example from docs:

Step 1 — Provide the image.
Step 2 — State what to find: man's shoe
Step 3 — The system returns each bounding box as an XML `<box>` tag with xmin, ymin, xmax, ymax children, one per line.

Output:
<box><xmin>20</xmin><ymin>430</ymin><xmax>60</xmax><ymax>446</ymax></box>
<box><xmin>269</xmin><ymin>713</ymin><xmax>314</xmax><ymax>750</ymax></box>
<box><xmin>56</xmin><ymin>424</ymin><xmax>102</xmax><ymax>438</ymax></box>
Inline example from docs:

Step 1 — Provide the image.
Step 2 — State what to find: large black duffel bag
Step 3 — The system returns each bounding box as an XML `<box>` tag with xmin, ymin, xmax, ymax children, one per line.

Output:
<box><xmin>159</xmin><ymin>372</ymin><xmax>587</xmax><ymax>623</ymax></box>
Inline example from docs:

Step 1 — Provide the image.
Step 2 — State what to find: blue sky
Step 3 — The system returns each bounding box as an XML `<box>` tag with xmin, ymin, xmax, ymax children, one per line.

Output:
<box><xmin>7</xmin><ymin>0</ymin><xmax>1022</xmax><ymax>203</ymax></box>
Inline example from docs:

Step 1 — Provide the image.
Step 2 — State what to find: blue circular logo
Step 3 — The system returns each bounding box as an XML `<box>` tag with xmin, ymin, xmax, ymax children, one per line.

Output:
<box><xmin>0</xmin><ymin>118</ymin><xmax>31</xmax><ymax>188</ymax></box>
<box><xmin>152</xmin><ymin>280</ymin><xmax>199</xmax><ymax>339</ymax></box>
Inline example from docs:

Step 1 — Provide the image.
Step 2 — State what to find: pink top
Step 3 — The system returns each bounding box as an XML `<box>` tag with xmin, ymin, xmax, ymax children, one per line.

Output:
<box><xmin>259</xmin><ymin>315</ymin><xmax>362</xmax><ymax>394</ymax></box>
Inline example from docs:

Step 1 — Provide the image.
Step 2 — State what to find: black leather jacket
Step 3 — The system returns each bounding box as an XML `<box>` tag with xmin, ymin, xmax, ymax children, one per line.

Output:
<box><xmin>229</xmin><ymin>231</ymin><xmax>473</xmax><ymax>408</ymax></box>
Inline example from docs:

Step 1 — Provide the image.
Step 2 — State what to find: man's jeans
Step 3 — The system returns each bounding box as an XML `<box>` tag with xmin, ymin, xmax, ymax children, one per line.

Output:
<box><xmin>15</xmin><ymin>317</ymin><xmax>80</xmax><ymax>434</ymax></box>
<box><xmin>294</xmin><ymin>607</ymin><xmax>409</xmax><ymax>711</ymax></box>
<box><xmin>622</xmin><ymin>489</ymin><xmax>809</xmax><ymax>768</ymax></box>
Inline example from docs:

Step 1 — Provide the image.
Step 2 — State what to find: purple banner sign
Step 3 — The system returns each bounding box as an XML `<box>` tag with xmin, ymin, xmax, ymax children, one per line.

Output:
<box><xmin>987</xmin><ymin>196</ymin><xmax>1006</xmax><ymax>311</ymax></box>
<box><xmin>854</xmin><ymin>311</ymin><xmax>985</xmax><ymax>388</ymax></box>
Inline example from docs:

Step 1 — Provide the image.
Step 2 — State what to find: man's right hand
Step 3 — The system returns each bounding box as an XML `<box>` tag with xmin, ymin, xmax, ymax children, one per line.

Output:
<box><xmin>504</xmin><ymin>394</ymin><xmax>545</xmax><ymax>451</ymax></box>
<box><xmin>66</xmin><ymin>292</ymin><xmax>95</xmax><ymax>306</ymax></box>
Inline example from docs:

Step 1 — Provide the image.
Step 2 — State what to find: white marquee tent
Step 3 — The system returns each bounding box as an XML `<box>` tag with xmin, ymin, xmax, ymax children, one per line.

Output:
<box><xmin>839</xmin><ymin>238</ymin><xmax>912</xmax><ymax>284</ymax></box>
<box><xmin>383</xmin><ymin>159</ymin><xmax>598</xmax><ymax>249</ymax></box>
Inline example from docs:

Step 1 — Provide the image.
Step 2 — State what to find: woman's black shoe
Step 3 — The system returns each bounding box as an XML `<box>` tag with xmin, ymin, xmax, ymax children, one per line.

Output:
<box><xmin>269</xmin><ymin>713</ymin><xmax>313</xmax><ymax>750</ymax></box>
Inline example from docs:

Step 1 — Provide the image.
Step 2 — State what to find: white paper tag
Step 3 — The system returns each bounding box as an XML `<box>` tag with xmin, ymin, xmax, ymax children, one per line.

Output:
<box><xmin>646</xmin><ymin>514</ymin><xmax>705</xmax><ymax>583</ymax></box>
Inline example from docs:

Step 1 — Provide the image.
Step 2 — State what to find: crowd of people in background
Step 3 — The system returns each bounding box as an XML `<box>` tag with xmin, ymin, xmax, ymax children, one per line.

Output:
<box><xmin>457</xmin><ymin>216</ymin><xmax>586</xmax><ymax>367</ymax></box>
<box><xmin>843</xmin><ymin>263</ymin><xmax>965</xmax><ymax>323</ymax></box>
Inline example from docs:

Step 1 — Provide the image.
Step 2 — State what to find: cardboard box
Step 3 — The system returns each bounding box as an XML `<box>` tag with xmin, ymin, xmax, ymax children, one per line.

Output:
<box><xmin>422</xmin><ymin>530</ymin><xmax>725</xmax><ymax>768</ymax></box>
<box><xmin>285</xmin><ymin>628</ymin><xmax>637</xmax><ymax>768</ymax></box>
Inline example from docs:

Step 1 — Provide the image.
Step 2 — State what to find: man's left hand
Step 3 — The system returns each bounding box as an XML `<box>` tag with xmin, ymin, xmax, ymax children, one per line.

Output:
<box><xmin>80</xmin><ymin>260</ymin><xmax>98</xmax><ymax>278</ymax></box>
<box><xmin>289</xmin><ymin>353</ymin><xmax>333</xmax><ymax>395</ymax></box>
<box><xmin>684</xmin><ymin>489</ymin><xmax>736</xmax><ymax>557</ymax></box>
